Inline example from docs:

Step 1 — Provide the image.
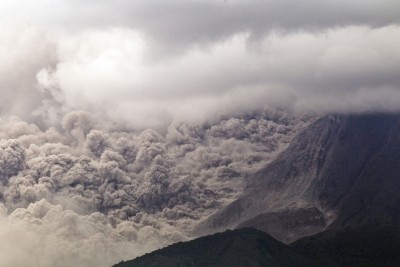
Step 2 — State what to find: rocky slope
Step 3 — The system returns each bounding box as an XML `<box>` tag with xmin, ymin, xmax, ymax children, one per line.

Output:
<box><xmin>199</xmin><ymin>113</ymin><xmax>400</xmax><ymax>243</ymax></box>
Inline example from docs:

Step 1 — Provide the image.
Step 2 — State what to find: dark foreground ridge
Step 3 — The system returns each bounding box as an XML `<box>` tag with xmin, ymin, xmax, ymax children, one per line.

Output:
<box><xmin>113</xmin><ymin>227</ymin><xmax>400</xmax><ymax>267</ymax></box>
<box><xmin>113</xmin><ymin>227</ymin><xmax>308</xmax><ymax>267</ymax></box>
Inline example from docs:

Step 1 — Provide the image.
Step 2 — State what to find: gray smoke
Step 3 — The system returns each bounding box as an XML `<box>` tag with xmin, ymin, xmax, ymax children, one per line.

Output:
<box><xmin>0</xmin><ymin>109</ymin><xmax>312</xmax><ymax>267</ymax></box>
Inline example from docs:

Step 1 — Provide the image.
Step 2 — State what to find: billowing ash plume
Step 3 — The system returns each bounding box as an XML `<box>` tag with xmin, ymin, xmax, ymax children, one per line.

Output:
<box><xmin>0</xmin><ymin>109</ymin><xmax>312</xmax><ymax>267</ymax></box>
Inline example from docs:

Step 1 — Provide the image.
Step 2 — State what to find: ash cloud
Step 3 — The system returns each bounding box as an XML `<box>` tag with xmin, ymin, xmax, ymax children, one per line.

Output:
<box><xmin>0</xmin><ymin>200</ymin><xmax>178</xmax><ymax>267</ymax></box>
<box><xmin>0</xmin><ymin>110</ymin><xmax>311</xmax><ymax>267</ymax></box>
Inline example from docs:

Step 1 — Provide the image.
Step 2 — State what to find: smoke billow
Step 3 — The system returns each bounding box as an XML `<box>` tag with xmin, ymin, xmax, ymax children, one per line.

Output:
<box><xmin>0</xmin><ymin>110</ymin><xmax>312</xmax><ymax>267</ymax></box>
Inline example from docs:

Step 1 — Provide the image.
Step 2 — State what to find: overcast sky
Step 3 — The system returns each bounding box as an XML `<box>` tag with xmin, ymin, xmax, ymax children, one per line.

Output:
<box><xmin>1</xmin><ymin>0</ymin><xmax>400</xmax><ymax>128</ymax></box>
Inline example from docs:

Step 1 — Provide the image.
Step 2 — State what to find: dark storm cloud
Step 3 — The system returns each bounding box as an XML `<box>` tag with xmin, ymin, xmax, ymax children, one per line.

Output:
<box><xmin>3</xmin><ymin>0</ymin><xmax>399</xmax><ymax>46</ymax></box>
<box><xmin>107</xmin><ymin>0</ymin><xmax>400</xmax><ymax>49</ymax></box>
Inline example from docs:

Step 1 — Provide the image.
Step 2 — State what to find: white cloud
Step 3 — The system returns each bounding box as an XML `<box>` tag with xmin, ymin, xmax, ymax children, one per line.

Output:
<box><xmin>1</xmin><ymin>2</ymin><xmax>399</xmax><ymax>128</ymax></box>
<box><xmin>1</xmin><ymin>22</ymin><xmax>399</xmax><ymax>128</ymax></box>
<box><xmin>28</xmin><ymin>25</ymin><xmax>400</xmax><ymax>128</ymax></box>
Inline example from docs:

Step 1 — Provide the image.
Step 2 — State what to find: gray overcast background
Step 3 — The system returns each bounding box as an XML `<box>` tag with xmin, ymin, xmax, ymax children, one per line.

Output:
<box><xmin>1</xmin><ymin>0</ymin><xmax>400</xmax><ymax>128</ymax></box>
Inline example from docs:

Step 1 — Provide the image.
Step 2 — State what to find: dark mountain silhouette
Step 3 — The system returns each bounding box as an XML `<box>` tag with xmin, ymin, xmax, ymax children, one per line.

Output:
<box><xmin>112</xmin><ymin>228</ymin><xmax>309</xmax><ymax>267</ymax></box>
<box><xmin>112</xmin><ymin>227</ymin><xmax>400</xmax><ymax>267</ymax></box>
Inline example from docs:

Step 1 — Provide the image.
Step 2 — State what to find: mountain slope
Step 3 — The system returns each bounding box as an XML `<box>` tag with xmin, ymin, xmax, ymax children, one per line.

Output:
<box><xmin>199</xmin><ymin>114</ymin><xmax>400</xmax><ymax>242</ymax></box>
